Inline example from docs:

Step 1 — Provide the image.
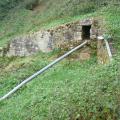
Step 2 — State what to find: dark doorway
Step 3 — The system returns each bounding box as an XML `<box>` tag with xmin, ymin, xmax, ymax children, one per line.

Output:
<box><xmin>82</xmin><ymin>25</ymin><xmax>91</xmax><ymax>40</ymax></box>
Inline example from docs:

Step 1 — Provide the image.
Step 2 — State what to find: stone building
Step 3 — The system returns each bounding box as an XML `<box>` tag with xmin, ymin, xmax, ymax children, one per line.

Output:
<box><xmin>1</xmin><ymin>18</ymin><xmax>103</xmax><ymax>57</ymax></box>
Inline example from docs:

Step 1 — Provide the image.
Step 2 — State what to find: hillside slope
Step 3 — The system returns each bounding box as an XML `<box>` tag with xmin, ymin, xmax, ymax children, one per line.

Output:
<box><xmin>0</xmin><ymin>0</ymin><xmax>115</xmax><ymax>47</ymax></box>
<box><xmin>0</xmin><ymin>0</ymin><xmax>120</xmax><ymax>120</ymax></box>
<box><xmin>0</xmin><ymin>55</ymin><xmax>120</xmax><ymax>120</ymax></box>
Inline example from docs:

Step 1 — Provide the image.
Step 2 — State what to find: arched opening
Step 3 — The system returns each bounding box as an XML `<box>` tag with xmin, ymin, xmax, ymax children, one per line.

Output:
<box><xmin>82</xmin><ymin>25</ymin><xmax>91</xmax><ymax>40</ymax></box>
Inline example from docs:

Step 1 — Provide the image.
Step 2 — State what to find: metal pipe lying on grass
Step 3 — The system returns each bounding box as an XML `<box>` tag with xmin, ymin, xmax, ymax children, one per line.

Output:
<box><xmin>0</xmin><ymin>41</ymin><xmax>88</xmax><ymax>101</ymax></box>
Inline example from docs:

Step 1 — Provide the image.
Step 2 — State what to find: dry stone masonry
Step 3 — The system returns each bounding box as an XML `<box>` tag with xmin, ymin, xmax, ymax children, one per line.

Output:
<box><xmin>6</xmin><ymin>31</ymin><xmax>52</xmax><ymax>56</ymax></box>
<box><xmin>1</xmin><ymin>18</ymin><xmax>103</xmax><ymax>57</ymax></box>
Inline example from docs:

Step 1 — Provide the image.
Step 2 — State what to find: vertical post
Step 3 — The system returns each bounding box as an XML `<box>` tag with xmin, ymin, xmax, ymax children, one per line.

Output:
<box><xmin>97</xmin><ymin>36</ymin><xmax>109</xmax><ymax>64</ymax></box>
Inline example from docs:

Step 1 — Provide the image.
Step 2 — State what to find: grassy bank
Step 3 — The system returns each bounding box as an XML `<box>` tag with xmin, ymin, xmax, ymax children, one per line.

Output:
<box><xmin>0</xmin><ymin>52</ymin><xmax>119</xmax><ymax>119</ymax></box>
<box><xmin>0</xmin><ymin>1</ymin><xmax>120</xmax><ymax>120</ymax></box>
<box><xmin>0</xmin><ymin>0</ymin><xmax>114</xmax><ymax>47</ymax></box>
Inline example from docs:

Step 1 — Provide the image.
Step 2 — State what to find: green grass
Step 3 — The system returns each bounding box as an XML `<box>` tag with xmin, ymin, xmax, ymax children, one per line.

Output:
<box><xmin>105</xmin><ymin>7</ymin><xmax>120</xmax><ymax>53</ymax></box>
<box><xmin>0</xmin><ymin>1</ymin><xmax>120</xmax><ymax>120</ymax></box>
<box><xmin>0</xmin><ymin>10</ymin><xmax>95</xmax><ymax>48</ymax></box>
<box><xmin>0</xmin><ymin>53</ymin><xmax>120</xmax><ymax>120</ymax></box>
<box><xmin>0</xmin><ymin>0</ymin><xmax>109</xmax><ymax>47</ymax></box>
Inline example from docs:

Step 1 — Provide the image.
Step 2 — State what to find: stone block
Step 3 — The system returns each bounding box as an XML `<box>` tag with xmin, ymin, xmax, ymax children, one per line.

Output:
<box><xmin>74</xmin><ymin>32</ymin><xmax>82</xmax><ymax>41</ymax></box>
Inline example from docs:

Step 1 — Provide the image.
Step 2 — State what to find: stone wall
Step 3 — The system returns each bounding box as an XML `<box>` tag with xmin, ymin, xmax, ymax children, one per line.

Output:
<box><xmin>1</xmin><ymin>18</ymin><xmax>102</xmax><ymax>57</ymax></box>
<box><xmin>50</xmin><ymin>21</ymin><xmax>83</xmax><ymax>48</ymax></box>
<box><xmin>97</xmin><ymin>38</ymin><xmax>112</xmax><ymax>64</ymax></box>
<box><xmin>6</xmin><ymin>31</ymin><xmax>52</xmax><ymax>56</ymax></box>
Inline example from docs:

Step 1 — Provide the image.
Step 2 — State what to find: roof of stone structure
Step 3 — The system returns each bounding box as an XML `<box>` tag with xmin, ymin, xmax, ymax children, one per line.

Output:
<box><xmin>80</xmin><ymin>19</ymin><xmax>93</xmax><ymax>26</ymax></box>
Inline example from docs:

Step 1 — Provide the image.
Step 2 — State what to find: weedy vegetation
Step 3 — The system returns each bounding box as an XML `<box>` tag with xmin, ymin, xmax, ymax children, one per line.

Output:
<box><xmin>0</xmin><ymin>0</ymin><xmax>120</xmax><ymax>120</ymax></box>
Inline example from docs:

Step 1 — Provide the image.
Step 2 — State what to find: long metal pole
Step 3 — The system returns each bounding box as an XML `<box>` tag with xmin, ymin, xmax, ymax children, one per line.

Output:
<box><xmin>0</xmin><ymin>41</ymin><xmax>87</xmax><ymax>101</ymax></box>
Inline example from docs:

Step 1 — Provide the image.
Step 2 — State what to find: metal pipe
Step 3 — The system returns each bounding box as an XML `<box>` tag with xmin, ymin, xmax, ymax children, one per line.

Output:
<box><xmin>104</xmin><ymin>39</ymin><xmax>112</xmax><ymax>62</ymax></box>
<box><xmin>0</xmin><ymin>41</ymin><xmax>88</xmax><ymax>101</ymax></box>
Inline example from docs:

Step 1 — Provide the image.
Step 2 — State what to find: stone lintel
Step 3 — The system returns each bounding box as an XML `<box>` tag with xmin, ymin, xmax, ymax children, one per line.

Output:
<box><xmin>80</xmin><ymin>19</ymin><xmax>93</xmax><ymax>26</ymax></box>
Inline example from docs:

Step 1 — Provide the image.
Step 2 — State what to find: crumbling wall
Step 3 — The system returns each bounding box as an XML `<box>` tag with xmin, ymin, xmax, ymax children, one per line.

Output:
<box><xmin>50</xmin><ymin>21</ymin><xmax>83</xmax><ymax>48</ymax></box>
<box><xmin>6</xmin><ymin>31</ymin><xmax>52</xmax><ymax>56</ymax></box>
<box><xmin>2</xmin><ymin>18</ymin><xmax>102</xmax><ymax>57</ymax></box>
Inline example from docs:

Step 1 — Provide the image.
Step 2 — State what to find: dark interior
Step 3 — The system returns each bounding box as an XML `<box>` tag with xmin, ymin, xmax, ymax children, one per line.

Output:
<box><xmin>82</xmin><ymin>25</ymin><xmax>91</xmax><ymax>40</ymax></box>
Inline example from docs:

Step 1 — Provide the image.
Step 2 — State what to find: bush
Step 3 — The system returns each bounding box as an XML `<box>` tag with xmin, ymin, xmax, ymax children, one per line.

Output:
<box><xmin>0</xmin><ymin>0</ymin><xmax>23</xmax><ymax>20</ymax></box>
